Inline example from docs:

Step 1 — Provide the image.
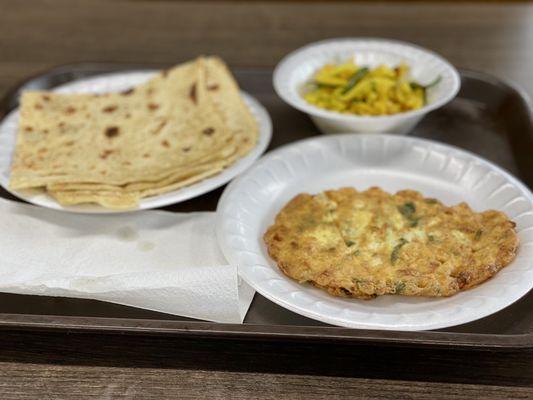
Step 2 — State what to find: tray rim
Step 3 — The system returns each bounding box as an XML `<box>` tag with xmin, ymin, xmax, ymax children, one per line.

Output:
<box><xmin>0</xmin><ymin>312</ymin><xmax>530</xmax><ymax>349</ymax></box>
<box><xmin>0</xmin><ymin>62</ymin><xmax>532</xmax><ymax>350</ymax></box>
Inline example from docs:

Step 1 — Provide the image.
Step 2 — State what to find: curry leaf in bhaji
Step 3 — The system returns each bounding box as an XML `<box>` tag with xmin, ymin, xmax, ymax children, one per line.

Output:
<box><xmin>341</xmin><ymin>67</ymin><xmax>369</xmax><ymax>95</ymax></box>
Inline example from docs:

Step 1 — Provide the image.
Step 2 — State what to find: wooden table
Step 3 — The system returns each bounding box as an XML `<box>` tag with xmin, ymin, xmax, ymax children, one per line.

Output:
<box><xmin>1</xmin><ymin>1</ymin><xmax>533</xmax><ymax>398</ymax></box>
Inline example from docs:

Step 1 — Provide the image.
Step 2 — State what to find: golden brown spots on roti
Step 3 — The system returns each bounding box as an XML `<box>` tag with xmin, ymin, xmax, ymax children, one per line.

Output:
<box><xmin>122</xmin><ymin>161</ymin><xmax>132</xmax><ymax>166</ymax></box>
<box><xmin>153</xmin><ymin>120</ymin><xmax>167</xmax><ymax>135</ymax></box>
<box><xmin>65</xmin><ymin>106</ymin><xmax>76</xmax><ymax>114</ymax></box>
<box><xmin>203</xmin><ymin>127</ymin><xmax>215</xmax><ymax>136</ymax></box>
<box><xmin>58</xmin><ymin>122</ymin><xmax>65</xmax><ymax>128</ymax></box>
<box><xmin>182</xmin><ymin>147</ymin><xmax>191</xmax><ymax>152</ymax></box>
<box><xmin>121</xmin><ymin>88</ymin><xmax>134</xmax><ymax>96</ymax></box>
<box><xmin>189</xmin><ymin>83</ymin><xmax>197</xmax><ymax>104</ymax></box>
<box><xmin>100</xmin><ymin>170</ymin><xmax>107</xmax><ymax>176</ymax></box>
<box><xmin>142</xmin><ymin>153</ymin><xmax>150</xmax><ymax>158</ymax></box>
<box><xmin>161</xmin><ymin>140</ymin><xmax>170</xmax><ymax>148</ymax></box>
<box><xmin>105</xmin><ymin>126</ymin><xmax>120</xmax><ymax>138</ymax></box>
<box><xmin>102</xmin><ymin>105</ymin><xmax>118</xmax><ymax>113</ymax></box>
<box><xmin>148</xmin><ymin>103</ymin><xmax>159</xmax><ymax>111</ymax></box>
<box><xmin>65</xmin><ymin>140</ymin><xmax>75</xmax><ymax>147</ymax></box>
<box><xmin>34</xmin><ymin>103</ymin><xmax>43</xmax><ymax>110</ymax></box>
<box><xmin>207</xmin><ymin>84</ymin><xmax>219</xmax><ymax>91</ymax></box>
<box><xmin>43</xmin><ymin>129</ymin><xmax>49</xmax><ymax>134</ymax></box>
<box><xmin>99</xmin><ymin>149</ymin><xmax>114</xmax><ymax>160</ymax></box>
<box><xmin>125</xmin><ymin>113</ymin><xmax>131</xmax><ymax>119</ymax></box>
<box><xmin>24</xmin><ymin>126</ymin><xmax>33</xmax><ymax>132</ymax></box>
<box><xmin>42</xmin><ymin>95</ymin><xmax>51</xmax><ymax>102</ymax></box>
<box><xmin>37</xmin><ymin>147</ymin><xmax>47</xmax><ymax>154</ymax></box>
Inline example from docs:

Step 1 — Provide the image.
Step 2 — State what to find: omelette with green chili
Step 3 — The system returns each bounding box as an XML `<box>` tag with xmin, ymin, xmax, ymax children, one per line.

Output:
<box><xmin>264</xmin><ymin>187</ymin><xmax>518</xmax><ymax>299</ymax></box>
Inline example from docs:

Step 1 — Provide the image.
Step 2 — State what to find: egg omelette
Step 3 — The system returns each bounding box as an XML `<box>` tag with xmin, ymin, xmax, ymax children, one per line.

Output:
<box><xmin>264</xmin><ymin>187</ymin><xmax>519</xmax><ymax>299</ymax></box>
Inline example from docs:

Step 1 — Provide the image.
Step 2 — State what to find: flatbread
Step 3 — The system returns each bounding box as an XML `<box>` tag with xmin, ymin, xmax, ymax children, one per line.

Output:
<box><xmin>49</xmin><ymin>160</ymin><xmax>229</xmax><ymax>209</ymax></box>
<box><xmin>9</xmin><ymin>57</ymin><xmax>258</xmax><ymax>208</ymax></box>
<box><xmin>204</xmin><ymin>57</ymin><xmax>259</xmax><ymax>156</ymax></box>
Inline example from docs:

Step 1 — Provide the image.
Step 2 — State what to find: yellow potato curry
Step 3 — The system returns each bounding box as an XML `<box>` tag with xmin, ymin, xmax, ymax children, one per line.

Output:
<box><xmin>303</xmin><ymin>61</ymin><xmax>441</xmax><ymax>116</ymax></box>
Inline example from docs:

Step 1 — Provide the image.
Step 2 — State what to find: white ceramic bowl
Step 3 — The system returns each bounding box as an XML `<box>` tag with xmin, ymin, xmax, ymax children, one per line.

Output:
<box><xmin>273</xmin><ymin>38</ymin><xmax>461</xmax><ymax>135</ymax></box>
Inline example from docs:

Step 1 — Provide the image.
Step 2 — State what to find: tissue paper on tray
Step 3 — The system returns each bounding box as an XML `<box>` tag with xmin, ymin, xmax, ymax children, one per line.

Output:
<box><xmin>0</xmin><ymin>198</ymin><xmax>254</xmax><ymax>323</ymax></box>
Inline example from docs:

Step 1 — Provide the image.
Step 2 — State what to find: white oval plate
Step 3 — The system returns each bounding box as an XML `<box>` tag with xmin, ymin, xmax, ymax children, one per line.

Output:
<box><xmin>217</xmin><ymin>134</ymin><xmax>533</xmax><ymax>331</ymax></box>
<box><xmin>0</xmin><ymin>71</ymin><xmax>272</xmax><ymax>213</ymax></box>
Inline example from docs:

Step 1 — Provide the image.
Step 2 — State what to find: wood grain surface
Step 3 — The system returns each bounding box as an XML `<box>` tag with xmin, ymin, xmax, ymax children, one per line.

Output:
<box><xmin>0</xmin><ymin>330</ymin><xmax>532</xmax><ymax>398</ymax></box>
<box><xmin>1</xmin><ymin>1</ymin><xmax>533</xmax><ymax>398</ymax></box>
<box><xmin>2</xmin><ymin>0</ymin><xmax>533</xmax><ymax>98</ymax></box>
<box><xmin>1</xmin><ymin>363</ymin><xmax>533</xmax><ymax>400</ymax></box>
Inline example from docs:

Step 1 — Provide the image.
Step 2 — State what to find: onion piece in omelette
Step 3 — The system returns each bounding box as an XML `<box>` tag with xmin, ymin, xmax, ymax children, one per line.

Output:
<box><xmin>264</xmin><ymin>187</ymin><xmax>519</xmax><ymax>299</ymax></box>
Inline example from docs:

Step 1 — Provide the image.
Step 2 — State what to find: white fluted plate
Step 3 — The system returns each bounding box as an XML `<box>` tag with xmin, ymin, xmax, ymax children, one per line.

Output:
<box><xmin>0</xmin><ymin>71</ymin><xmax>272</xmax><ymax>213</ymax></box>
<box><xmin>217</xmin><ymin>134</ymin><xmax>533</xmax><ymax>331</ymax></box>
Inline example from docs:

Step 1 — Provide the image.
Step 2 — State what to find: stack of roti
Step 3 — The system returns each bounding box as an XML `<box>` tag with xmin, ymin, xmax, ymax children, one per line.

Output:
<box><xmin>9</xmin><ymin>57</ymin><xmax>258</xmax><ymax>209</ymax></box>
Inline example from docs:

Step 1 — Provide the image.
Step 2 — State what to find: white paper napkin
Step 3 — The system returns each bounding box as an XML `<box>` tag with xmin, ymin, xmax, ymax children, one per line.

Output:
<box><xmin>0</xmin><ymin>198</ymin><xmax>255</xmax><ymax>323</ymax></box>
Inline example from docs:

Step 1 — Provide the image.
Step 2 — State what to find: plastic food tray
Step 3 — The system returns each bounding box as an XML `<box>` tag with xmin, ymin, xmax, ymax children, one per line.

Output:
<box><xmin>0</xmin><ymin>64</ymin><xmax>531</xmax><ymax>349</ymax></box>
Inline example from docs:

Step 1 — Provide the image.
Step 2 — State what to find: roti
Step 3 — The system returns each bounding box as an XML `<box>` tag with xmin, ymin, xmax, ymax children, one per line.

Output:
<box><xmin>9</xmin><ymin>57</ymin><xmax>258</xmax><ymax>208</ymax></box>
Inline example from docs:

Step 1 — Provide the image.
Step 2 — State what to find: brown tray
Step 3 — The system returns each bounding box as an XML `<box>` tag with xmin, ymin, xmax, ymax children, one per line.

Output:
<box><xmin>0</xmin><ymin>63</ymin><xmax>532</xmax><ymax>349</ymax></box>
